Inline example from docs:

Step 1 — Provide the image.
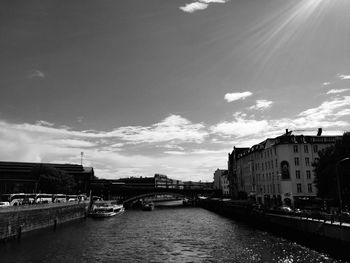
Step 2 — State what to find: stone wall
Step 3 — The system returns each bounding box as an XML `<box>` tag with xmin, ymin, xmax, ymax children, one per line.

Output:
<box><xmin>0</xmin><ymin>202</ymin><xmax>87</xmax><ymax>241</ymax></box>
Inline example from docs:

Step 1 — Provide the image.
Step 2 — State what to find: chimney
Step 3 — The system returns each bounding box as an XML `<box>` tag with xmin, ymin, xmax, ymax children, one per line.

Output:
<box><xmin>285</xmin><ymin>129</ymin><xmax>289</xmax><ymax>134</ymax></box>
<box><xmin>317</xmin><ymin>128</ymin><xmax>322</xmax><ymax>136</ymax></box>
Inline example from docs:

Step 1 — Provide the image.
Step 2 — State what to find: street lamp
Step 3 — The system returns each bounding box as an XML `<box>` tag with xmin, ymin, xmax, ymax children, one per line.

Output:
<box><xmin>336</xmin><ymin>157</ymin><xmax>350</xmax><ymax>213</ymax></box>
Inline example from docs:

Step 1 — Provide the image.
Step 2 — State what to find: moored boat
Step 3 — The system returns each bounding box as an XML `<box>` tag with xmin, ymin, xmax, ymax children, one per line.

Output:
<box><xmin>142</xmin><ymin>202</ymin><xmax>154</xmax><ymax>211</ymax></box>
<box><xmin>111</xmin><ymin>203</ymin><xmax>125</xmax><ymax>214</ymax></box>
<box><xmin>89</xmin><ymin>206</ymin><xmax>116</xmax><ymax>218</ymax></box>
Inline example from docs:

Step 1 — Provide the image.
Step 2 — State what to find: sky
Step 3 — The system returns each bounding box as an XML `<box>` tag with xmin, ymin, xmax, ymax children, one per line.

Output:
<box><xmin>0</xmin><ymin>0</ymin><xmax>349</xmax><ymax>181</ymax></box>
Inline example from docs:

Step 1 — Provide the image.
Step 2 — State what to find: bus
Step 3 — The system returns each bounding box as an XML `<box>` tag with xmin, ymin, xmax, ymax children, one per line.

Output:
<box><xmin>53</xmin><ymin>194</ymin><xmax>67</xmax><ymax>203</ymax></box>
<box><xmin>34</xmin><ymin>193</ymin><xmax>53</xmax><ymax>204</ymax></box>
<box><xmin>1</xmin><ymin>193</ymin><xmax>35</xmax><ymax>206</ymax></box>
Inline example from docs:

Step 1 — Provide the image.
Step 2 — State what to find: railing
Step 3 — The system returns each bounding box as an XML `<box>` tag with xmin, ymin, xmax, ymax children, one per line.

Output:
<box><xmin>259</xmin><ymin>209</ymin><xmax>350</xmax><ymax>225</ymax></box>
<box><xmin>0</xmin><ymin>201</ymin><xmax>88</xmax><ymax>213</ymax></box>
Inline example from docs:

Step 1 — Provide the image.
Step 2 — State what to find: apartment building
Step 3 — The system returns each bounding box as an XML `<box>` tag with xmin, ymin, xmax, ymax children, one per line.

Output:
<box><xmin>229</xmin><ymin>129</ymin><xmax>342</xmax><ymax>206</ymax></box>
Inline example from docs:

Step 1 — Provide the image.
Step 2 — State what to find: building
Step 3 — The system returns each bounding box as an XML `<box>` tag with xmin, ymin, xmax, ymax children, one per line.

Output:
<box><xmin>0</xmin><ymin>161</ymin><xmax>94</xmax><ymax>194</ymax></box>
<box><xmin>154</xmin><ymin>174</ymin><xmax>183</xmax><ymax>189</ymax></box>
<box><xmin>228</xmin><ymin>129</ymin><xmax>342</xmax><ymax>206</ymax></box>
<box><xmin>228</xmin><ymin>147</ymin><xmax>249</xmax><ymax>199</ymax></box>
<box><xmin>213</xmin><ymin>169</ymin><xmax>229</xmax><ymax>197</ymax></box>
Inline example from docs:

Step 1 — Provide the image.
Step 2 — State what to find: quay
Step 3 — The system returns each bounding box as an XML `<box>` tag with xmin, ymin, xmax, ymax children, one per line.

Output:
<box><xmin>0</xmin><ymin>202</ymin><xmax>88</xmax><ymax>241</ymax></box>
<box><xmin>199</xmin><ymin>198</ymin><xmax>350</xmax><ymax>261</ymax></box>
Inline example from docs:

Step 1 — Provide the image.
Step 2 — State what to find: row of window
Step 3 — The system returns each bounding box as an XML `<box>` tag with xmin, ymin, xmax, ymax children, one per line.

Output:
<box><xmin>253</xmin><ymin>159</ymin><xmax>278</xmax><ymax>172</ymax></box>
<box><xmin>297</xmin><ymin>183</ymin><xmax>313</xmax><ymax>193</ymax></box>
<box><xmin>294</xmin><ymin>157</ymin><xmax>314</xmax><ymax>166</ymax></box>
<box><xmin>256</xmin><ymin>183</ymin><xmax>280</xmax><ymax>195</ymax></box>
<box><xmin>256</xmin><ymin>183</ymin><xmax>313</xmax><ymax>195</ymax></box>
<box><xmin>293</xmin><ymin>145</ymin><xmax>318</xmax><ymax>153</ymax></box>
<box><xmin>255</xmin><ymin>171</ymin><xmax>279</xmax><ymax>183</ymax></box>
<box><xmin>295</xmin><ymin>170</ymin><xmax>312</xmax><ymax>179</ymax></box>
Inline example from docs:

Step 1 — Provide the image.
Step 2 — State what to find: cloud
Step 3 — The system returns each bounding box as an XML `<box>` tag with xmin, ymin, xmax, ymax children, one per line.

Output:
<box><xmin>323</xmin><ymin>82</ymin><xmax>331</xmax><ymax>86</ymax></box>
<box><xmin>338</xmin><ymin>74</ymin><xmax>350</xmax><ymax>80</ymax></box>
<box><xmin>200</xmin><ymin>0</ymin><xmax>226</xmax><ymax>3</ymax></box>
<box><xmin>249</xmin><ymin>99</ymin><xmax>273</xmax><ymax>110</ymax></box>
<box><xmin>210</xmin><ymin>113</ymin><xmax>269</xmax><ymax>138</ymax></box>
<box><xmin>327</xmin><ymin>89</ymin><xmax>350</xmax><ymax>94</ymax></box>
<box><xmin>110</xmin><ymin>115</ymin><xmax>208</xmax><ymax>144</ymax></box>
<box><xmin>179</xmin><ymin>0</ymin><xmax>228</xmax><ymax>13</ymax></box>
<box><xmin>224</xmin><ymin>91</ymin><xmax>252</xmax><ymax>102</ymax></box>
<box><xmin>28</xmin><ymin>70</ymin><xmax>45</xmax><ymax>79</ymax></box>
<box><xmin>35</xmin><ymin>120</ymin><xmax>55</xmax><ymax>127</ymax></box>
<box><xmin>0</xmin><ymin>96</ymin><xmax>349</xmax><ymax>181</ymax></box>
<box><xmin>179</xmin><ymin>2</ymin><xmax>208</xmax><ymax>13</ymax></box>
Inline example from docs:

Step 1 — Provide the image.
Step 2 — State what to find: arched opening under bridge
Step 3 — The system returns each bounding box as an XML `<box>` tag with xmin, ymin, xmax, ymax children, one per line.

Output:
<box><xmin>122</xmin><ymin>192</ymin><xmax>190</xmax><ymax>206</ymax></box>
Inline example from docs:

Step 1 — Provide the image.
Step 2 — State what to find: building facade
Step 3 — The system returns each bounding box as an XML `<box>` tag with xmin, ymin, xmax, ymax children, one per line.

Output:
<box><xmin>229</xmin><ymin>129</ymin><xmax>342</xmax><ymax>206</ymax></box>
<box><xmin>0</xmin><ymin>161</ymin><xmax>94</xmax><ymax>194</ymax></box>
<box><xmin>213</xmin><ymin>169</ymin><xmax>229</xmax><ymax>196</ymax></box>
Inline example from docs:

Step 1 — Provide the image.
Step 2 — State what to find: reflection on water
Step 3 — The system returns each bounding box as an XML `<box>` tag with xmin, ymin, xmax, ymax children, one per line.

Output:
<box><xmin>0</xmin><ymin>207</ymin><xmax>345</xmax><ymax>263</ymax></box>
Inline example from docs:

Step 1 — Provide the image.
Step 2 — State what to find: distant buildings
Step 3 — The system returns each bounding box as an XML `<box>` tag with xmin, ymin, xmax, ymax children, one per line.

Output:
<box><xmin>0</xmin><ymin>161</ymin><xmax>94</xmax><ymax>194</ymax></box>
<box><xmin>227</xmin><ymin>129</ymin><xmax>342</xmax><ymax>206</ymax></box>
<box><xmin>213</xmin><ymin>169</ymin><xmax>229</xmax><ymax>197</ymax></box>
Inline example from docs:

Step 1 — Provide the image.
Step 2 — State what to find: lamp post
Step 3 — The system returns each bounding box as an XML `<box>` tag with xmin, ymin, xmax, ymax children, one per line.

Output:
<box><xmin>336</xmin><ymin>157</ymin><xmax>350</xmax><ymax>213</ymax></box>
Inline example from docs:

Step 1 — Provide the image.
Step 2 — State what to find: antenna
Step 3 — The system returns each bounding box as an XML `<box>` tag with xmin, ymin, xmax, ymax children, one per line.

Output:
<box><xmin>81</xmin><ymin>152</ymin><xmax>84</xmax><ymax>166</ymax></box>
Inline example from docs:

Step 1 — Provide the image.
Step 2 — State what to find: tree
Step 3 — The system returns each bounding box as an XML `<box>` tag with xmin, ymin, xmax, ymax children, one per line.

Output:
<box><xmin>313</xmin><ymin>132</ymin><xmax>350</xmax><ymax>207</ymax></box>
<box><xmin>31</xmin><ymin>165</ymin><xmax>77</xmax><ymax>194</ymax></box>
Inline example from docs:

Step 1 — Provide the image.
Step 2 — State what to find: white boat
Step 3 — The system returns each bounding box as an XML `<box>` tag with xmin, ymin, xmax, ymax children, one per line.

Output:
<box><xmin>89</xmin><ymin>206</ymin><xmax>116</xmax><ymax>218</ymax></box>
<box><xmin>112</xmin><ymin>203</ymin><xmax>125</xmax><ymax>214</ymax></box>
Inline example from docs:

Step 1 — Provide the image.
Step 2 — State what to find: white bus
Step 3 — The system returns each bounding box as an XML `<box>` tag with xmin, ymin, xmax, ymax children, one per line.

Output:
<box><xmin>53</xmin><ymin>194</ymin><xmax>67</xmax><ymax>203</ymax></box>
<box><xmin>34</xmin><ymin>193</ymin><xmax>53</xmax><ymax>204</ymax></box>
<box><xmin>1</xmin><ymin>193</ymin><xmax>35</xmax><ymax>206</ymax></box>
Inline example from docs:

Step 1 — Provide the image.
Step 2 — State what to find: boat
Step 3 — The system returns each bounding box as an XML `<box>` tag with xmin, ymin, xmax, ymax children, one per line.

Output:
<box><xmin>111</xmin><ymin>203</ymin><xmax>125</xmax><ymax>215</ymax></box>
<box><xmin>142</xmin><ymin>202</ymin><xmax>154</xmax><ymax>211</ymax></box>
<box><xmin>89</xmin><ymin>205</ymin><xmax>116</xmax><ymax>218</ymax></box>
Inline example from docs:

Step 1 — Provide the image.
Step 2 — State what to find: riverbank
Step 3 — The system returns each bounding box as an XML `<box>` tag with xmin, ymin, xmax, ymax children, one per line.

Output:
<box><xmin>0</xmin><ymin>202</ymin><xmax>88</xmax><ymax>241</ymax></box>
<box><xmin>199</xmin><ymin>198</ymin><xmax>350</xmax><ymax>261</ymax></box>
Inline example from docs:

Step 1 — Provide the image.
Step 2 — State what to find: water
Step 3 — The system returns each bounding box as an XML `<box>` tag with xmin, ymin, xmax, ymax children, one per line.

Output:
<box><xmin>0</xmin><ymin>207</ymin><xmax>346</xmax><ymax>263</ymax></box>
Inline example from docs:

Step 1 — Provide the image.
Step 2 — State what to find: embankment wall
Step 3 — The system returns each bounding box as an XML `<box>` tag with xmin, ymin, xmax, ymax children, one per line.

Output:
<box><xmin>0</xmin><ymin>202</ymin><xmax>87</xmax><ymax>241</ymax></box>
<box><xmin>199</xmin><ymin>199</ymin><xmax>350</xmax><ymax>260</ymax></box>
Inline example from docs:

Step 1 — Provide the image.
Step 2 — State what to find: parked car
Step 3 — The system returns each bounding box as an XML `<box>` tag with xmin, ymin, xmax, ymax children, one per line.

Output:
<box><xmin>277</xmin><ymin>206</ymin><xmax>293</xmax><ymax>213</ymax></box>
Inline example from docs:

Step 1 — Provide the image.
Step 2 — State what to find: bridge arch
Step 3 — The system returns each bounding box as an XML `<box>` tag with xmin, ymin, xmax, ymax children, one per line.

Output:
<box><xmin>123</xmin><ymin>192</ymin><xmax>188</xmax><ymax>205</ymax></box>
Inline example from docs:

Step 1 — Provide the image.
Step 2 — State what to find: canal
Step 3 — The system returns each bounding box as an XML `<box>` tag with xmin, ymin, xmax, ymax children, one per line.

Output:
<box><xmin>0</xmin><ymin>206</ymin><xmax>345</xmax><ymax>262</ymax></box>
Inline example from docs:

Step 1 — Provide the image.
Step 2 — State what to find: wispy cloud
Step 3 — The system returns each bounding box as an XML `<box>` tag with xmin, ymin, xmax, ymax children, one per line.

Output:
<box><xmin>110</xmin><ymin>115</ymin><xmax>208</xmax><ymax>144</ymax></box>
<box><xmin>338</xmin><ymin>74</ymin><xmax>350</xmax><ymax>80</ymax></box>
<box><xmin>0</xmin><ymin>97</ymin><xmax>349</xmax><ymax>180</ymax></box>
<box><xmin>249</xmin><ymin>99</ymin><xmax>273</xmax><ymax>110</ymax></box>
<box><xmin>179</xmin><ymin>0</ymin><xmax>228</xmax><ymax>13</ymax></box>
<box><xmin>327</xmin><ymin>89</ymin><xmax>350</xmax><ymax>94</ymax></box>
<box><xmin>323</xmin><ymin>82</ymin><xmax>331</xmax><ymax>86</ymax></box>
<box><xmin>35</xmin><ymin>120</ymin><xmax>54</xmax><ymax>127</ymax></box>
<box><xmin>224</xmin><ymin>91</ymin><xmax>252</xmax><ymax>102</ymax></box>
<box><xmin>179</xmin><ymin>2</ymin><xmax>208</xmax><ymax>13</ymax></box>
<box><xmin>28</xmin><ymin>70</ymin><xmax>45</xmax><ymax>79</ymax></box>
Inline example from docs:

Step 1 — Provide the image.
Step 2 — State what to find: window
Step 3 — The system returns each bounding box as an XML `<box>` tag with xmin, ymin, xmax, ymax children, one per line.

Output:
<box><xmin>307</xmin><ymin>184</ymin><xmax>313</xmax><ymax>193</ymax></box>
<box><xmin>274</xmin><ymin>148</ymin><xmax>277</xmax><ymax>155</ymax></box>
<box><xmin>278</xmin><ymin>184</ymin><xmax>280</xmax><ymax>193</ymax></box>
<box><xmin>297</xmin><ymin>183</ymin><xmax>302</xmax><ymax>193</ymax></box>
<box><xmin>271</xmin><ymin>160</ymin><xmax>274</xmax><ymax>169</ymax></box>
<box><xmin>304</xmin><ymin>145</ymin><xmax>309</xmax><ymax>153</ymax></box>
<box><xmin>294</xmin><ymin>157</ymin><xmax>300</xmax><ymax>166</ymax></box>
<box><xmin>305</xmin><ymin>157</ymin><xmax>310</xmax><ymax>166</ymax></box>
<box><xmin>293</xmin><ymin>145</ymin><xmax>298</xmax><ymax>153</ymax></box>
<box><xmin>306</xmin><ymin>170</ymin><xmax>311</xmax><ymax>179</ymax></box>
<box><xmin>313</xmin><ymin>145</ymin><xmax>318</xmax><ymax>153</ymax></box>
<box><xmin>295</xmin><ymin>170</ymin><xmax>301</xmax><ymax>179</ymax></box>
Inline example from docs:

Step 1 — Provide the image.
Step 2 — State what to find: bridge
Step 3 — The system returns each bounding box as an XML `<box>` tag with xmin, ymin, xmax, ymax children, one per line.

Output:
<box><xmin>90</xmin><ymin>181</ymin><xmax>217</xmax><ymax>206</ymax></box>
<box><xmin>115</xmin><ymin>186</ymin><xmax>216</xmax><ymax>206</ymax></box>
